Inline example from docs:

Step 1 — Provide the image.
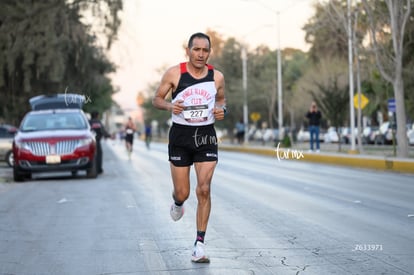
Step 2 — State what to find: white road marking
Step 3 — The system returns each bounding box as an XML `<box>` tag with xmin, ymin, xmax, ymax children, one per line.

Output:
<box><xmin>57</xmin><ymin>198</ymin><xmax>69</xmax><ymax>203</ymax></box>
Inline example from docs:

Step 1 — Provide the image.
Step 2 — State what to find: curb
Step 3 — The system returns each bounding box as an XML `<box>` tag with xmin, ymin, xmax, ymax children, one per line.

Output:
<box><xmin>219</xmin><ymin>145</ymin><xmax>414</xmax><ymax>174</ymax></box>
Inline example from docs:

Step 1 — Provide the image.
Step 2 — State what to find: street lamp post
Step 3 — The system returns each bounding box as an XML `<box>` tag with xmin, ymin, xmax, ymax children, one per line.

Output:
<box><xmin>242</xmin><ymin>46</ymin><xmax>249</xmax><ymax>144</ymax></box>
<box><xmin>276</xmin><ymin>11</ymin><xmax>283</xmax><ymax>141</ymax></box>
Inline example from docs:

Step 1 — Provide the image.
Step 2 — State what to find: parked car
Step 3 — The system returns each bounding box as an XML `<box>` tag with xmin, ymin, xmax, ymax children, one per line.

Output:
<box><xmin>323</xmin><ymin>127</ymin><xmax>339</xmax><ymax>143</ymax></box>
<box><xmin>362</xmin><ymin>126</ymin><xmax>378</xmax><ymax>144</ymax></box>
<box><xmin>12</xmin><ymin>94</ymin><xmax>97</xmax><ymax>181</ymax></box>
<box><xmin>248</xmin><ymin>127</ymin><xmax>279</xmax><ymax>143</ymax></box>
<box><xmin>370</xmin><ymin>121</ymin><xmax>394</xmax><ymax>145</ymax></box>
<box><xmin>340</xmin><ymin>127</ymin><xmax>358</xmax><ymax>144</ymax></box>
<box><xmin>406</xmin><ymin>123</ymin><xmax>414</xmax><ymax>146</ymax></box>
<box><xmin>296</xmin><ymin>127</ymin><xmax>324</xmax><ymax>142</ymax></box>
<box><xmin>0</xmin><ymin>124</ymin><xmax>17</xmax><ymax>167</ymax></box>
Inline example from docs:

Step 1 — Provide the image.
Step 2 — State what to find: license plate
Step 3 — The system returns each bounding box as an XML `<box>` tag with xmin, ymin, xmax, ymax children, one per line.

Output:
<box><xmin>46</xmin><ymin>155</ymin><xmax>61</xmax><ymax>164</ymax></box>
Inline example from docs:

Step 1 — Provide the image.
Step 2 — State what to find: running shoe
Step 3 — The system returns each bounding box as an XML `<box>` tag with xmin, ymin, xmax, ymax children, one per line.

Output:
<box><xmin>191</xmin><ymin>241</ymin><xmax>210</xmax><ymax>263</ymax></box>
<box><xmin>170</xmin><ymin>203</ymin><xmax>184</xmax><ymax>221</ymax></box>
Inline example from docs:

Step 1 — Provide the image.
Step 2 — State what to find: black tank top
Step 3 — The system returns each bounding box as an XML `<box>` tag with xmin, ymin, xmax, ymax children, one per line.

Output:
<box><xmin>171</xmin><ymin>62</ymin><xmax>217</xmax><ymax>126</ymax></box>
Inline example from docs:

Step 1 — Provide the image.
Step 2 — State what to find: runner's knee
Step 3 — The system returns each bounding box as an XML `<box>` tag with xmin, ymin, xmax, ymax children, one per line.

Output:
<box><xmin>174</xmin><ymin>188</ymin><xmax>190</xmax><ymax>202</ymax></box>
<box><xmin>196</xmin><ymin>183</ymin><xmax>210</xmax><ymax>198</ymax></box>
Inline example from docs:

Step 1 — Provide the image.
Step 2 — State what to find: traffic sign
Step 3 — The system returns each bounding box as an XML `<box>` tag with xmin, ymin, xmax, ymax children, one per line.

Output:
<box><xmin>353</xmin><ymin>93</ymin><xmax>369</xmax><ymax>109</ymax></box>
<box><xmin>388</xmin><ymin>98</ymin><xmax>396</xmax><ymax>112</ymax></box>
<box><xmin>250</xmin><ymin>112</ymin><xmax>261</xmax><ymax>122</ymax></box>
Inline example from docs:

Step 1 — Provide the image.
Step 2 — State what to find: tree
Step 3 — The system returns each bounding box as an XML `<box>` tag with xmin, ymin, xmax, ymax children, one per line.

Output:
<box><xmin>361</xmin><ymin>0</ymin><xmax>411</xmax><ymax>157</ymax></box>
<box><xmin>209</xmin><ymin>37</ymin><xmax>245</xmax><ymax>132</ymax></box>
<box><xmin>281</xmin><ymin>49</ymin><xmax>310</xmax><ymax>133</ymax></box>
<box><xmin>206</xmin><ymin>28</ymin><xmax>226</xmax><ymax>58</ymax></box>
<box><xmin>249</xmin><ymin>46</ymin><xmax>277</xmax><ymax>129</ymax></box>
<box><xmin>403</xmin><ymin>8</ymin><xmax>414</xmax><ymax>121</ymax></box>
<box><xmin>294</xmin><ymin>58</ymin><xmax>350</xmax><ymax>151</ymax></box>
<box><xmin>0</xmin><ymin>0</ymin><xmax>122</xmax><ymax>124</ymax></box>
<box><xmin>303</xmin><ymin>0</ymin><xmax>350</xmax><ymax>62</ymax></box>
<box><xmin>142</xmin><ymin>74</ymin><xmax>171</xmax><ymax>138</ymax></box>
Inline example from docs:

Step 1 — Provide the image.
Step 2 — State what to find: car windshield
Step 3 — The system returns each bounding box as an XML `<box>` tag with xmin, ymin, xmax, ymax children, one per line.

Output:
<box><xmin>20</xmin><ymin>112</ymin><xmax>88</xmax><ymax>132</ymax></box>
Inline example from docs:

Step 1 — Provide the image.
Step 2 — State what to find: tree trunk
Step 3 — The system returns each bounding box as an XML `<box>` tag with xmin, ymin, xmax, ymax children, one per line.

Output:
<box><xmin>394</xmin><ymin>75</ymin><xmax>408</xmax><ymax>158</ymax></box>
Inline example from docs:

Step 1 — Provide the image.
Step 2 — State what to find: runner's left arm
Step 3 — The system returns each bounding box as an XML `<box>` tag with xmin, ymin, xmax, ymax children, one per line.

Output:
<box><xmin>214</xmin><ymin>70</ymin><xmax>226</xmax><ymax>120</ymax></box>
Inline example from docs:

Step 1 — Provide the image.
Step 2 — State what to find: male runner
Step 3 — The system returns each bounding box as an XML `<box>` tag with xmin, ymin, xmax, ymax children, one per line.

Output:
<box><xmin>152</xmin><ymin>32</ymin><xmax>226</xmax><ymax>263</ymax></box>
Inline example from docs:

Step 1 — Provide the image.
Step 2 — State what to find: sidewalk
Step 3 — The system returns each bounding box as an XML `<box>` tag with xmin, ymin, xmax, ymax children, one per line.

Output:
<box><xmin>219</xmin><ymin>140</ymin><xmax>414</xmax><ymax>174</ymax></box>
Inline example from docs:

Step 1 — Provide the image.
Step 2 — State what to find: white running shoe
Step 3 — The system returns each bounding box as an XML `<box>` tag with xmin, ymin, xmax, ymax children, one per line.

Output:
<box><xmin>191</xmin><ymin>241</ymin><xmax>210</xmax><ymax>263</ymax></box>
<box><xmin>170</xmin><ymin>203</ymin><xmax>184</xmax><ymax>221</ymax></box>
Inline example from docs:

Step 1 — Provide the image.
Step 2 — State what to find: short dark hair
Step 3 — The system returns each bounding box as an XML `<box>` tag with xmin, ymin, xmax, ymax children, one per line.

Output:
<box><xmin>188</xmin><ymin>32</ymin><xmax>211</xmax><ymax>49</ymax></box>
<box><xmin>91</xmin><ymin>111</ymin><xmax>99</xmax><ymax>119</ymax></box>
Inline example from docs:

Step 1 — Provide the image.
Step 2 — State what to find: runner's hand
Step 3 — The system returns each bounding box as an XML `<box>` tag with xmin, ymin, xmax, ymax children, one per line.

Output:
<box><xmin>171</xmin><ymin>100</ymin><xmax>184</xmax><ymax>114</ymax></box>
<box><xmin>213</xmin><ymin>106</ymin><xmax>225</xmax><ymax>120</ymax></box>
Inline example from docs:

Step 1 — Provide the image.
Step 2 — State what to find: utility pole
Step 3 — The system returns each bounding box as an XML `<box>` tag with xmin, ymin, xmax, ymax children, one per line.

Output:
<box><xmin>276</xmin><ymin>11</ymin><xmax>283</xmax><ymax>141</ymax></box>
<box><xmin>347</xmin><ymin>0</ymin><xmax>356</xmax><ymax>152</ymax></box>
<box><xmin>242</xmin><ymin>46</ymin><xmax>249</xmax><ymax>144</ymax></box>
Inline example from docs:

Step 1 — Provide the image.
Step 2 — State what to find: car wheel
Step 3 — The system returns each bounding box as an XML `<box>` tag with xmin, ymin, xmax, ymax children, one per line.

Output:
<box><xmin>13</xmin><ymin>165</ymin><xmax>25</xmax><ymax>182</ymax></box>
<box><xmin>86</xmin><ymin>156</ymin><xmax>97</xmax><ymax>179</ymax></box>
<box><xmin>6</xmin><ymin>151</ymin><xmax>14</xmax><ymax>167</ymax></box>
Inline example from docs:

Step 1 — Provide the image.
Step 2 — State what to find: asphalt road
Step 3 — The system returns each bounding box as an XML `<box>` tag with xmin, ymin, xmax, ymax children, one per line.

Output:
<box><xmin>0</xmin><ymin>140</ymin><xmax>413</xmax><ymax>275</ymax></box>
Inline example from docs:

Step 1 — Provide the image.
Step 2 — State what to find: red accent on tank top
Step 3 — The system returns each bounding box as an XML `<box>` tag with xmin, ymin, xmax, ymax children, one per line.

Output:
<box><xmin>180</xmin><ymin>62</ymin><xmax>187</xmax><ymax>73</ymax></box>
<box><xmin>180</xmin><ymin>62</ymin><xmax>214</xmax><ymax>74</ymax></box>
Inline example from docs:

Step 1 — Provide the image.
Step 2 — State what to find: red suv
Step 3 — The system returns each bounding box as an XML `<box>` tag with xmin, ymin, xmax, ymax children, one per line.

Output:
<box><xmin>12</xmin><ymin>94</ymin><xmax>97</xmax><ymax>181</ymax></box>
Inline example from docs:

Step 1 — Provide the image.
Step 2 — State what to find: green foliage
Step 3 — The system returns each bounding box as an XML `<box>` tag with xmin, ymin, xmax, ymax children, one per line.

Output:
<box><xmin>208</xmin><ymin>37</ymin><xmax>245</xmax><ymax>132</ymax></box>
<box><xmin>402</xmin><ymin>3</ymin><xmax>414</xmax><ymax>122</ymax></box>
<box><xmin>142</xmin><ymin>88</ymin><xmax>171</xmax><ymax>135</ymax></box>
<box><xmin>303</xmin><ymin>0</ymin><xmax>414</xmax><ymax>127</ymax></box>
<box><xmin>0</xmin><ymin>0</ymin><xmax>122</xmax><ymax>125</ymax></box>
<box><xmin>281</xmin><ymin>133</ymin><xmax>292</xmax><ymax>148</ymax></box>
<box><xmin>303</xmin><ymin>0</ymin><xmax>349</xmax><ymax>62</ymax></box>
<box><xmin>248</xmin><ymin>46</ymin><xmax>277</xmax><ymax>128</ymax></box>
<box><xmin>296</xmin><ymin>57</ymin><xmax>350</xmax><ymax>131</ymax></box>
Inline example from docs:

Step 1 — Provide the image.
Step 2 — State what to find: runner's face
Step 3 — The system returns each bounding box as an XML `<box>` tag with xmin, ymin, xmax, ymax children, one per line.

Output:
<box><xmin>188</xmin><ymin>37</ymin><xmax>210</xmax><ymax>68</ymax></box>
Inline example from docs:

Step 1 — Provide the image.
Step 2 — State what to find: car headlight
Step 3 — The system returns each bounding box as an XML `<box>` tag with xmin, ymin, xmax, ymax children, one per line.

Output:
<box><xmin>14</xmin><ymin>140</ymin><xmax>32</xmax><ymax>151</ymax></box>
<box><xmin>77</xmin><ymin>138</ymin><xmax>94</xmax><ymax>147</ymax></box>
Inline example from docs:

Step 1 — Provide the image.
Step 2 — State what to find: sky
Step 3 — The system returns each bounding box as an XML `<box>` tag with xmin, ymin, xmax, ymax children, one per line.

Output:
<box><xmin>108</xmin><ymin>0</ymin><xmax>316</xmax><ymax>110</ymax></box>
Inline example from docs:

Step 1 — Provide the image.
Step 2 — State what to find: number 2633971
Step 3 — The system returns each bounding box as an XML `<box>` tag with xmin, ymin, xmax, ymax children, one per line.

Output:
<box><xmin>353</xmin><ymin>244</ymin><xmax>383</xmax><ymax>251</ymax></box>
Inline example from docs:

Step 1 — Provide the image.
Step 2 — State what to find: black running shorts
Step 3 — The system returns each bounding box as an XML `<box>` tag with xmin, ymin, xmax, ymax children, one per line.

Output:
<box><xmin>168</xmin><ymin>123</ymin><xmax>218</xmax><ymax>166</ymax></box>
<box><xmin>125</xmin><ymin>134</ymin><xmax>134</xmax><ymax>144</ymax></box>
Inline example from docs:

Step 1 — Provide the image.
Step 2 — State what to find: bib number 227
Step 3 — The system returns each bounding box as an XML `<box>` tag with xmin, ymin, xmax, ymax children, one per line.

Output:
<box><xmin>183</xmin><ymin>105</ymin><xmax>208</xmax><ymax>122</ymax></box>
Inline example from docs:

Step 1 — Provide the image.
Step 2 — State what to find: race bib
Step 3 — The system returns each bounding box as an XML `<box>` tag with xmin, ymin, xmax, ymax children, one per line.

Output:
<box><xmin>126</xmin><ymin>129</ymin><xmax>134</xmax><ymax>134</ymax></box>
<box><xmin>183</xmin><ymin>105</ymin><xmax>209</xmax><ymax>123</ymax></box>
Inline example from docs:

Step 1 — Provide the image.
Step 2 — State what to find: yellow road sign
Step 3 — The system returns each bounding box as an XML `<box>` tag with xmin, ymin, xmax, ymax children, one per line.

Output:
<box><xmin>250</xmin><ymin>112</ymin><xmax>261</xmax><ymax>122</ymax></box>
<box><xmin>354</xmin><ymin>93</ymin><xmax>369</xmax><ymax>109</ymax></box>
